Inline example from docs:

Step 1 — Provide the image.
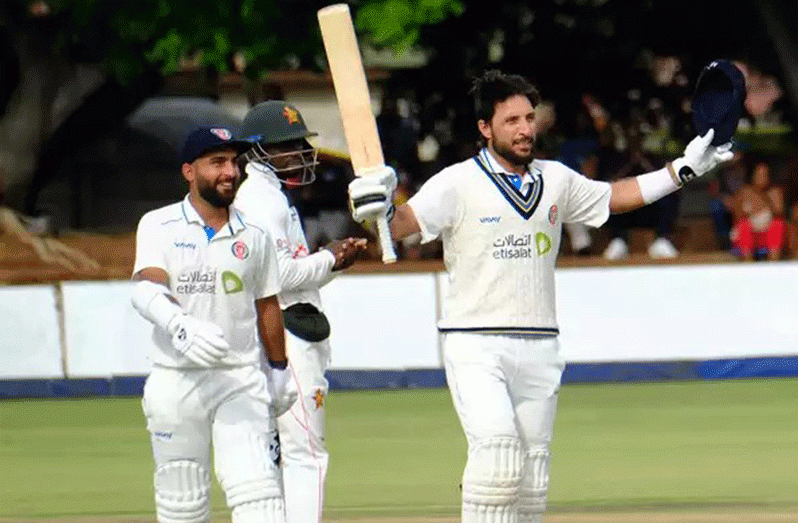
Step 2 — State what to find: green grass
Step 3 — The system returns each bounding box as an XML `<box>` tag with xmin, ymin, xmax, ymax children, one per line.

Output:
<box><xmin>1</xmin><ymin>378</ymin><xmax>798</xmax><ymax>519</ymax></box>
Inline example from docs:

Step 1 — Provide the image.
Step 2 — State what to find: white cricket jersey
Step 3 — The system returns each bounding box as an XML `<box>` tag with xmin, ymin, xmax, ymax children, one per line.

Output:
<box><xmin>407</xmin><ymin>148</ymin><xmax>612</xmax><ymax>334</ymax></box>
<box><xmin>235</xmin><ymin>163</ymin><xmax>335</xmax><ymax>311</ymax></box>
<box><xmin>133</xmin><ymin>195</ymin><xmax>281</xmax><ymax>368</ymax></box>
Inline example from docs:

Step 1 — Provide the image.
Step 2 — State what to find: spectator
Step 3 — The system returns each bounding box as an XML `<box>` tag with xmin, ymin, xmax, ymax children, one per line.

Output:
<box><xmin>556</xmin><ymin>94</ymin><xmax>604</xmax><ymax>255</ymax></box>
<box><xmin>730</xmin><ymin>156</ymin><xmax>786</xmax><ymax>261</ymax></box>
<box><xmin>598</xmin><ymin>123</ymin><xmax>681</xmax><ymax>260</ymax></box>
<box><xmin>296</xmin><ymin>158</ymin><xmax>351</xmax><ymax>252</ymax></box>
<box><xmin>783</xmin><ymin>156</ymin><xmax>798</xmax><ymax>258</ymax></box>
<box><xmin>708</xmin><ymin>150</ymin><xmax>747</xmax><ymax>251</ymax></box>
<box><xmin>788</xmin><ymin>201</ymin><xmax>798</xmax><ymax>259</ymax></box>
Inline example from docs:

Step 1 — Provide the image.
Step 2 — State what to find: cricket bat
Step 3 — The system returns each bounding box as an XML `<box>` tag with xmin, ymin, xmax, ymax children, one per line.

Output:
<box><xmin>318</xmin><ymin>3</ymin><xmax>397</xmax><ymax>264</ymax></box>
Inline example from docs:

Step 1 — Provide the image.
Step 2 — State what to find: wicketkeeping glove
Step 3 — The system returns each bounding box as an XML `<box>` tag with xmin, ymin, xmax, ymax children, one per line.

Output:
<box><xmin>167</xmin><ymin>314</ymin><xmax>230</xmax><ymax>367</ymax></box>
<box><xmin>266</xmin><ymin>363</ymin><xmax>298</xmax><ymax>417</ymax></box>
<box><xmin>348</xmin><ymin>165</ymin><xmax>397</xmax><ymax>223</ymax></box>
<box><xmin>669</xmin><ymin>129</ymin><xmax>734</xmax><ymax>186</ymax></box>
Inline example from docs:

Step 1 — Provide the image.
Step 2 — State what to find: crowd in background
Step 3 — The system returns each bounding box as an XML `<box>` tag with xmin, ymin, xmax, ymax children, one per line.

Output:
<box><xmin>295</xmin><ymin>54</ymin><xmax>798</xmax><ymax>263</ymax></box>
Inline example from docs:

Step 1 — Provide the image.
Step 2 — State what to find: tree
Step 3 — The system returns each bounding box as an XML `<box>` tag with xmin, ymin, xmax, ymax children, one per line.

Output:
<box><xmin>0</xmin><ymin>0</ymin><xmax>462</xmax><ymax>271</ymax></box>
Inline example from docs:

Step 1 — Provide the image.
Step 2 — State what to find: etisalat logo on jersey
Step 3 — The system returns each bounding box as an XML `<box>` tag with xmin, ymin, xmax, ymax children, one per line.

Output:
<box><xmin>491</xmin><ymin>233</ymin><xmax>552</xmax><ymax>259</ymax></box>
<box><xmin>175</xmin><ymin>268</ymin><xmax>244</xmax><ymax>294</ymax></box>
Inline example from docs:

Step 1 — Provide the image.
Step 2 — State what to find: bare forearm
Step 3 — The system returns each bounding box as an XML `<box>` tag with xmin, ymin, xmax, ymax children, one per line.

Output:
<box><xmin>609</xmin><ymin>177</ymin><xmax>646</xmax><ymax>214</ymax></box>
<box><xmin>389</xmin><ymin>203</ymin><xmax>421</xmax><ymax>241</ymax></box>
<box><xmin>256</xmin><ymin>296</ymin><xmax>286</xmax><ymax>363</ymax></box>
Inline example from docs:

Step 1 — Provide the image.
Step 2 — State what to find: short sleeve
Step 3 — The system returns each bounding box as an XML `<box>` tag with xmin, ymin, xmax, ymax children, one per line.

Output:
<box><xmin>132</xmin><ymin>212</ymin><xmax>168</xmax><ymax>275</ymax></box>
<box><xmin>254</xmin><ymin>228</ymin><xmax>281</xmax><ymax>300</ymax></box>
<box><xmin>406</xmin><ymin>167</ymin><xmax>461</xmax><ymax>243</ymax></box>
<box><xmin>561</xmin><ymin>166</ymin><xmax>612</xmax><ymax>228</ymax></box>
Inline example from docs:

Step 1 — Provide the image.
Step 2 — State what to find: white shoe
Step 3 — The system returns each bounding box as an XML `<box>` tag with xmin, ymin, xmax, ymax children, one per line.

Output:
<box><xmin>603</xmin><ymin>238</ymin><xmax>628</xmax><ymax>260</ymax></box>
<box><xmin>648</xmin><ymin>237</ymin><xmax>679</xmax><ymax>259</ymax></box>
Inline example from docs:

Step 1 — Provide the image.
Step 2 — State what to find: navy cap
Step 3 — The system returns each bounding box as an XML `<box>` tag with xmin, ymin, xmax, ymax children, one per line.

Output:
<box><xmin>179</xmin><ymin>127</ymin><xmax>251</xmax><ymax>164</ymax></box>
<box><xmin>691</xmin><ymin>60</ymin><xmax>746</xmax><ymax>145</ymax></box>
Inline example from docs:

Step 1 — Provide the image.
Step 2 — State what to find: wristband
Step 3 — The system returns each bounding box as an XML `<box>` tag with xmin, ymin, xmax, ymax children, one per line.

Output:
<box><xmin>636</xmin><ymin>167</ymin><xmax>681</xmax><ymax>205</ymax></box>
<box><xmin>268</xmin><ymin>359</ymin><xmax>288</xmax><ymax>370</ymax></box>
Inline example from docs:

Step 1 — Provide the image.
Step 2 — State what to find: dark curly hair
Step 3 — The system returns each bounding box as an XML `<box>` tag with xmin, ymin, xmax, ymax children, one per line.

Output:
<box><xmin>469</xmin><ymin>69</ymin><xmax>540</xmax><ymax>123</ymax></box>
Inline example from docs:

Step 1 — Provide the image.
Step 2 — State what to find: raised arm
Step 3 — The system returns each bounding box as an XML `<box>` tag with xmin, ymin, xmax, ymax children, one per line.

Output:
<box><xmin>609</xmin><ymin>129</ymin><xmax>733</xmax><ymax>214</ymax></box>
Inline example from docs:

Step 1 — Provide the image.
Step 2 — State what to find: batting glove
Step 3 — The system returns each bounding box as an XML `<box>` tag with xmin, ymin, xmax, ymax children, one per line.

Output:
<box><xmin>348</xmin><ymin>165</ymin><xmax>397</xmax><ymax>223</ymax></box>
<box><xmin>266</xmin><ymin>361</ymin><xmax>298</xmax><ymax>417</ymax></box>
<box><xmin>167</xmin><ymin>314</ymin><xmax>230</xmax><ymax>367</ymax></box>
<box><xmin>669</xmin><ymin>129</ymin><xmax>734</xmax><ymax>186</ymax></box>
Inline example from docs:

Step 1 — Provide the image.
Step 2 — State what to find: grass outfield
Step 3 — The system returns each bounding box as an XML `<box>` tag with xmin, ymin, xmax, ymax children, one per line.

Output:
<box><xmin>1</xmin><ymin>378</ymin><xmax>797</xmax><ymax>521</ymax></box>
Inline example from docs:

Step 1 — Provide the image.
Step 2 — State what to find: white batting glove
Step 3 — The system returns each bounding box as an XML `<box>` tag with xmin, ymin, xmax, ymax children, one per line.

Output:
<box><xmin>669</xmin><ymin>129</ymin><xmax>734</xmax><ymax>186</ymax></box>
<box><xmin>348</xmin><ymin>165</ymin><xmax>397</xmax><ymax>223</ymax></box>
<box><xmin>167</xmin><ymin>314</ymin><xmax>230</xmax><ymax>367</ymax></box>
<box><xmin>266</xmin><ymin>362</ymin><xmax>298</xmax><ymax>417</ymax></box>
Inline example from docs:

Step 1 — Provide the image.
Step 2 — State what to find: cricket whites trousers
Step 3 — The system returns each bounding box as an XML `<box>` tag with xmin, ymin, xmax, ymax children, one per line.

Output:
<box><xmin>443</xmin><ymin>332</ymin><xmax>565</xmax><ymax>523</ymax></box>
<box><xmin>278</xmin><ymin>331</ymin><xmax>331</xmax><ymax>523</ymax></box>
<box><xmin>142</xmin><ymin>364</ymin><xmax>285</xmax><ymax>523</ymax></box>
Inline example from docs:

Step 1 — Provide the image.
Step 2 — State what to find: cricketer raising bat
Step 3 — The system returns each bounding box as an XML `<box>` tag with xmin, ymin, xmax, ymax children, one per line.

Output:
<box><xmin>317</xmin><ymin>3</ymin><xmax>397</xmax><ymax>264</ymax></box>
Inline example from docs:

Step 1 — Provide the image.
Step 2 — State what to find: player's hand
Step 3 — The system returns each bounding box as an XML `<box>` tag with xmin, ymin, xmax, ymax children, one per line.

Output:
<box><xmin>266</xmin><ymin>362</ymin><xmax>298</xmax><ymax>417</ymax></box>
<box><xmin>167</xmin><ymin>314</ymin><xmax>230</xmax><ymax>367</ymax></box>
<box><xmin>669</xmin><ymin>129</ymin><xmax>734</xmax><ymax>185</ymax></box>
<box><xmin>324</xmin><ymin>237</ymin><xmax>368</xmax><ymax>270</ymax></box>
<box><xmin>348</xmin><ymin>165</ymin><xmax>397</xmax><ymax>223</ymax></box>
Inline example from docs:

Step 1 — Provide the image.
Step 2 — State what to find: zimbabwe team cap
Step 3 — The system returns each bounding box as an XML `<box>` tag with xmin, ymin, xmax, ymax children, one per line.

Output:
<box><xmin>239</xmin><ymin>100</ymin><xmax>318</xmax><ymax>145</ymax></box>
<box><xmin>179</xmin><ymin>127</ymin><xmax>251</xmax><ymax>164</ymax></box>
<box><xmin>691</xmin><ymin>59</ymin><xmax>746</xmax><ymax>145</ymax></box>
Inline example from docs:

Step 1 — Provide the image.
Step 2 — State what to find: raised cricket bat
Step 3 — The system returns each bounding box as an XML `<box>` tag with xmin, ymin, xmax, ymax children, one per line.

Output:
<box><xmin>318</xmin><ymin>3</ymin><xmax>397</xmax><ymax>264</ymax></box>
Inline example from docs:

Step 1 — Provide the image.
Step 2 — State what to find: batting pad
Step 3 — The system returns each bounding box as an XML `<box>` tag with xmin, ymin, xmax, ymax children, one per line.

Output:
<box><xmin>519</xmin><ymin>448</ymin><xmax>550</xmax><ymax>520</ymax></box>
<box><xmin>462</xmin><ymin>437</ymin><xmax>524</xmax><ymax>523</ymax></box>
<box><xmin>216</xmin><ymin>430</ymin><xmax>283</xmax><ymax>508</ymax></box>
<box><xmin>231</xmin><ymin>498</ymin><xmax>285</xmax><ymax>523</ymax></box>
<box><xmin>154</xmin><ymin>460</ymin><xmax>211</xmax><ymax>523</ymax></box>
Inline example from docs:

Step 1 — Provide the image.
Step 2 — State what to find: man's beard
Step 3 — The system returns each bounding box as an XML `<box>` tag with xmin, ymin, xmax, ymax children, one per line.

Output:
<box><xmin>198</xmin><ymin>179</ymin><xmax>237</xmax><ymax>208</ymax></box>
<box><xmin>493</xmin><ymin>139</ymin><xmax>535</xmax><ymax>168</ymax></box>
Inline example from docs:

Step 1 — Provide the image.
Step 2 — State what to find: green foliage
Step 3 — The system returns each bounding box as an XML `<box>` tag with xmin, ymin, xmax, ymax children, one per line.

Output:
<box><xmin>355</xmin><ymin>0</ymin><xmax>465</xmax><ymax>52</ymax></box>
<box><xmin>3</xmin><ymin>0</ymin><xmax>463</xmax><ymax>84</ymax></box>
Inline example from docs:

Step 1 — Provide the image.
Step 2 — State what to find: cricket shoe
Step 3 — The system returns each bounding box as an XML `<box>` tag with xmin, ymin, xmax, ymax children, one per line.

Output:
<box><xmin>603</xmin><ymin>238</ymin><xmax>628</xmax><ymax>260</ymax></box>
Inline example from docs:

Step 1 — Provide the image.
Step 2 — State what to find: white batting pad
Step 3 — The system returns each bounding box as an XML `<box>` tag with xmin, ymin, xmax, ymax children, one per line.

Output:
<box><xmin>231</xmin><ymin>498</ymin><xmax>285</xmax><ymax>523</ymax></box>
<box><xmin>519</xmin><ymin>448</ymin><xmax>550</xmax><ymax>522</ymax></box>
<box><xmin>462</xmin><ymin>437</ymin><xmax>524</xmax><ymax>523</ymax></box>
<box><xmin>216</xmin><ymin>429</ymin><xmax>283</xmax><ymax>508</ymax></box>
<box><xmin>154</xmin><ymin>460</ymin><xmax>211</xmax><ymax>523</ymax></box>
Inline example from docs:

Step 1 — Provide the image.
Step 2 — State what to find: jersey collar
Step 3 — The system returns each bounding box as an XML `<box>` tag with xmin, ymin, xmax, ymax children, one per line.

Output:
<box><xmin>245</xmin><ymin>162</ymin><xmax>281</xmax><ymax>190</ymax></box>
<box><xmin>180</xmin><ymin>194</ymin><xmax>246</xmax><ymax>238</ymax></box>
<box><xmin>475</xmin><ymin>148</ymin><xmax>544</xmax><ymax>220</ymax></box>
<box><xmin>481</xmin><ymin>148</ymin><xmax>539</xmax><ymax>184</ymax></box>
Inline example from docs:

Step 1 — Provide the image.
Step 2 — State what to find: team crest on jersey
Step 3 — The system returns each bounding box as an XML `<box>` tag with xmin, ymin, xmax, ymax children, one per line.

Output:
<box><xmin>231</xmin><ymin>240</ymin><xmax>249</xmax><ymax>260</ymax></box>
<box><xmin>210</xmin><ymin>128</ymin><xmax>233</xmax><ymax>140</ymax></box>
<box><xmin>313</xmin><ymin>388</ymin><xmax>325</xmax><ymax>409</ymax></box>
<box><xmin>283</xmin><ymin>106</ymin><xmax>299</xmax><ymax>124</ymax></box>
<box><xmin>548</xmin><ymin>204</ymin><xmax>558</xmax><ymax>225</ymax></box>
